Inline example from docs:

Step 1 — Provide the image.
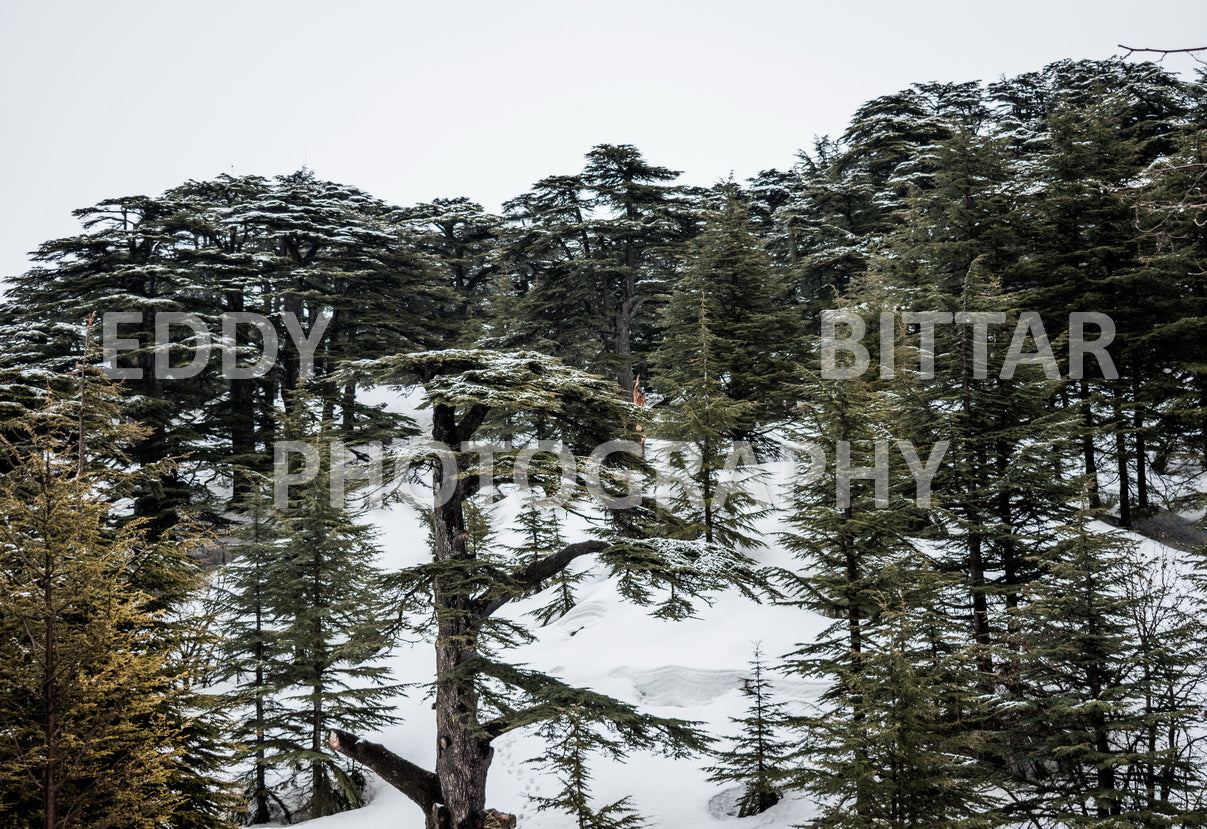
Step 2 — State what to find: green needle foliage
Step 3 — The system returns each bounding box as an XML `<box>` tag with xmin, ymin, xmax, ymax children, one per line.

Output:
<box><xmin>704</xmin><ymin>644</ymin><xmax>791</xmax><ymax>817</ymax></box>
<box><xmin>0</xmin><ymin>362</ymin><xmax>234</xmax><ymax>828</ymax></box>
<box><xmin>792</xmin><ymin>558</ymin><xmax>996</xmax><ymax>829</ymax></box>
<box><xmin>218</xmin><ymin>392</ymin><xmax>399</xmax><ymax>821</ymax></box>
<box><xmin>995</xmin><ymin>507</ymin><xmax>1207</xmax><ymax>826</ymax></box>
<box><xmin>528</xmin><ymin>703</ymin><xmax>648</xmax><ymax>829</ymax></box>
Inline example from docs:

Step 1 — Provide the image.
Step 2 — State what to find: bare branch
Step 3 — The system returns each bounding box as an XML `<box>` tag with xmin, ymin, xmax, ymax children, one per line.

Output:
<box><xmin>1119</xmin><ymin>44</ymin><xmax>1207</xmax><ymax>64</ymax></box>
<box><xmin>327</xmin><ymin>729</ymin><xmax>442</xmax><ymax>816</ymax></box>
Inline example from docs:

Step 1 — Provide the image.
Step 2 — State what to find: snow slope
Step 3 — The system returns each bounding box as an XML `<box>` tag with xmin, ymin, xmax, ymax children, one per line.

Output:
<box><xmin>246</xmin><ymin>385</ymin><xmax>1201</xmax><ymax>829</ymax></box>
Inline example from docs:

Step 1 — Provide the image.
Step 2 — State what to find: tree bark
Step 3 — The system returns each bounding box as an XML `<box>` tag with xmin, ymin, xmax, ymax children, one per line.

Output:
<box><xmin>431</xmin><ymin>401</ymin><xmax>494</xmax><ymax>828</ymax></box>
<box><xmin>1081</xmin><ymin>380</ymin><xmax>1101</xmax><ymax>509</ymax></box>
<box><xmin>43</xmin><ymin>552</ymin><xmax>57</xmax><ymax>829</ymax></box>
<box><xmin>1134</xmin><ymin>405</ymin><xmax>1149</xmax><ymax>512</ymax></box>
<box><xmin>333</xmin><ymin>376</ymin><xmax>616</xmax><ymax>828</ymax></box>
<box><xmin>1114</xmin><ymin>400</ymin><xmax>1131</xmax><ymax>529</ymax></box>
<box><xmin>328</xmin><ymin>730</ymin><xmax>443</xmax><ymax>825</ymax></box>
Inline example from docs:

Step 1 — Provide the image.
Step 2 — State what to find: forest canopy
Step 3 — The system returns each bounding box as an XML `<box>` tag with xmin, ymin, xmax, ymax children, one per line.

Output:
<box><xmin>2</xmin><ymin>56</ymin><xmax>1207</xmax><ymax>829</ymax></box>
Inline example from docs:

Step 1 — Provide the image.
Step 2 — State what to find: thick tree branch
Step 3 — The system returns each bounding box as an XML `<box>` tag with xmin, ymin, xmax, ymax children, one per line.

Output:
<box><xmin>456</xmin><ymin>402</ymin><xmax>491</xmax><ymax>444</ymax></box>
<box><xmin>516</xmin><ymin>539</ymin><xmax>610</xmax><ymax>589</ymax></box>
<box><xmin>328</xmin><ymin>729</ymin><xmax>443</xmax><ymax>815</ymax></box>
<box><xmin>475</xmin><ymin>539</ymin><xmax>609</xmax><ymax>619</ymax></box>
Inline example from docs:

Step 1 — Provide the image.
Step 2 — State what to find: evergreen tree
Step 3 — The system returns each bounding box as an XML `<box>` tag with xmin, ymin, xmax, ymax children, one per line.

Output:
<box><xmin>891</xmin><ymin>262</ymin><xmax>1080</xmax><ymax>673</ymax></box>
<box><xmin>654</xmin><ymin>183</ymin><xmax>799</xmax><ymax>446</ymax></box>
<box><xmin>219</xmin><ymin>396</ymin><xmax>399</xmax><ymax>820</ymax></box>
<box><xmin>498</xmin><ymin>145</ymin><xmax>694</xmax><ymax>391</ymax></box>
<box><xmin>780</xmin><ymin>276</ymin><xmax>996</xmax><ymax>825</ymax></box>
<box><xmin>649</xmin><ymin>186</ymin><xmax>796</xmax><ymax>558</ymax></box>
<box><xmin>1127</xmin><ymin>113</ymin><xmax>1207</xmax><ymax>491</ymax></box>
<box><xmin>996</xmin><ymin>508</ymin><xmax>1207</xmax><ymax>825</ymax></box>
<box><xmin>216</xmin><ymin>482</ymin><xmax>293</xmax><ymax>825</ymax></box>
<box><xmin>773</xmin><ymin>137</ymin><xmax>876</xmax><ymax>306</ymax></box>
<box><xmin>704</xmin><ymin>645</ymin><xmax>791</xmax><ymax>817</ymax></box>
<box><xmin>780</xmin><ymin>276</ymin><xmax>922</xmax><ymax>654</ymax></box>
<box><xmin>0</xmin><ymin>362</ymin><xmax>231</xmax><ymax>828</ymax></box>
<box><xmin>0</xmin><ymin>193</ymin><xmax>220</xmax><ymax>532</ymax></box>
<box><xmin>327</xmin><ymin>349</ymin><xmax>764</xmax><ymax>829</ymax></box>
<box><xmin>990</xmin><ymin>60</ymin><xmax>1192</xmax><ymax>526</ymax></box>
<box><xmin>162</xmin><ymin>591</ymin><xmax>245</xmax><ymax>829</ymax></box>
<box><xmin>0</xmin><ymin>170</ymin><xmax>451</xmax><ymax>523</ymax></box>
<box><xmin>869</xmin><ymin>98</ymin><xmax>1082</xmax><ymax>665</ymax></box>
<box><xmin>529</xmin><ymin>703</ymin><xmax>647</xmax><ymax>829</ymax></box>
<box><xmin>793</xmin><ymin>558</ymin><xmax>996</xmax><ymax>828</ymax></box>
<box><xmin>399</xmin><ymin>196</ymin><xmax>503</xmax><ymax>336</ymax></box>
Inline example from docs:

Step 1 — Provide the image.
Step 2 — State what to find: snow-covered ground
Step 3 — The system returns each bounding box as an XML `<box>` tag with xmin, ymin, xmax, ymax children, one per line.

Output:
<box><xmin>245</xmin><ymin>385</ymin><xmax>1205</xmax><ymax>828</ymax></box>
<box><xmin>278</xmin><ymin>488</ymin><xmax>826</xmax><ymax>828</ymax></box>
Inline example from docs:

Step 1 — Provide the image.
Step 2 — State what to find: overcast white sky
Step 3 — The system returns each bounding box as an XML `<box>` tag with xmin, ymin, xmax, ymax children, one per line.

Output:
<box><xmin>1</xmin><ymin>0</ymin><xmax>1204</xmax><ymax>282</ymax></box>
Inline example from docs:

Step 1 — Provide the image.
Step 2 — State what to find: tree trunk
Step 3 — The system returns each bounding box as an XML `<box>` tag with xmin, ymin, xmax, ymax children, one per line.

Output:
<box><xmin>253</xmin><ymin>597</ymin><xmax>271</xmax><ymax>824</ymax></box>
<box><xmin>1081</xmin><ymin>380</ymin><xmax>1101</xmax><ymax>509</ymax></box>
<box><xmin>616</xmin><ymin>294</ymin><xmax>636</xmax><ymax>394</ymax></box>
<box><xmin>615</xmin><ymin>230</ymin><xmax>641</xmax><ymax>394</ymax></box>
<box><xmin>227</xmin><ymin>289</ymin><xmax>257</xmax><ymax>504</ymax></box>
<box><xmin>1114</xmin><ymin>400</ymin><xmax>1131</xmax><ymax>529</ymax></box>
<box><xmin>431</xmin><ymin>401</ymin><xmax>494</xmax><ymax>828</ymax></box>
<box><xmin>279</xmin><ymin>293</ymin><xmax>304</xmax><ymax>408</ymax></box>
<box><xmin>1134</xmin><ymin>405</ymin><xmax>1149</xmax><ymax>512</ymax></box>
<box><xmin>43</xmin><ymin>552</ymin><xmax>57</xmax><ymax>829</ymax></box>
<box><xmin>968</xmin><ymin>533</ymin><xmax>994</xmax><ymax>678</ymax></box>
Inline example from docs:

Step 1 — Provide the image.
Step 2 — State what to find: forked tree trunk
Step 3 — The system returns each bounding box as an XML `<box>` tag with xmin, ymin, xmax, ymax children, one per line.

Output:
<box><xmin>329</xmin><ymin>388</ymin><xmax>594</xmax><ymax>828</ymax></box>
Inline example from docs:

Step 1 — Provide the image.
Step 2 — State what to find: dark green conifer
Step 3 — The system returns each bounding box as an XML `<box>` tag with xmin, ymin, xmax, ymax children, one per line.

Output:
<box><xmin>219</xmin><ymin>395</ymin><xmax>399</xmax><ymax>820</ymax></box>
<box><xmin>996</xmin><ymin>507</ymin><xmax>1207</xmax><ymax>825</ymax></box>
<box><xmin>704</xmin><ymin>645</ymin><xmax>791</xmax><ymax>817</ymax></box>
<box><xmin>529</xmin><ymin>703</ymin><xmax>647</xmax><ymax>829</ymax></box>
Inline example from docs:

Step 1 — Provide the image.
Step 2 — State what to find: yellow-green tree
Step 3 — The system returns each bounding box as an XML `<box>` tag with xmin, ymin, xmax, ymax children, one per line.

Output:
<box><xmin>0</xmin><ymin>362</ymin><xmax>231</xmax><ymax>828</ymax></box>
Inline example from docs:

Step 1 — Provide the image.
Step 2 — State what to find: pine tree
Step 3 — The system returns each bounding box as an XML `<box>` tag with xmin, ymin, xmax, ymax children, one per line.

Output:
<box><xmin>327</xmin><ymin>349</ymin><xmax>764</xmax><ymax>829</ymax></box>
<box><xmin>274</xmin><ymin>415</ymin><xmax>399</xmax><ymax>819</ymax></box>
<box><xmin>498</xmin><ymin>145</ymin><xmax>694</xmax><ymax>391</ymax></box>
<box><xmin>219</xmin><ymin>395</ymin><xmax>399</xmax><ymax>821</ymax></box>
<box><xmin>654</xmin><ymin>183</ymin><xmax>799</xmax><ymax>446</ymax></box>
<box><xmin>529</xmin><ymin>703</ymin><xmax>647</xmax><ymax>829</ymax></box>
<box><xmin>793</xmin><ymin>558</ymin><xmax>996</xmax><ymax>828</ymax></box>
<box><xmin>991</xmin><ymin>60</ymin><xmax>1192</xmax><ymax>527</ymax></box>
<box><xmin>773</xmin><ymin>81</ymin><xmax>986</xmax><ymax>307</ymax></box>
<box><xmin>216</xmin><ymin>482</ymin><xmax>293</xmax><ymax>825</ymax></box>
<box><xmin>780</xmin><ymin>276</ymin><xmax>921</xmax><ymax>656</ymax></box>
<box><xmin>649</xmin><ymin>185</ymin><xmax>797</xmax><ymax>557</ymax></box>
<box><xmin>892</xmin><ymin>261</ymin><xmax>1080</xmax><ymax>675</ymax></box>
<box><xmin>399</xmin><ymin>196</ymin><xmax>503</xmax><ymax>335</ymax></box>
<box><xmin>704</xmin><ymin>644</ymin><xmax>791</xmax><ymax>817</ymax></box>
<box><xmin>869</xmin><ymin>100</ymin><xmax>1083</xmax><ymax>668</ymax></box>
<box><xmin>0</xmin><ymin>170</ymin><xmax>451</xmax><ymax>523</ymax></box>
<box><xmin>779</xmin><ymin>275</ymin><xmax>997</xmax><ymax>825</ymax></box>
<box><xmin>162</xmin><ymin>591</ymin><xmax>245</xmax><ymax>829</ymax></box>
<box><xmin>1127</xmin><ymin>112</ymin><xmax>1207</xmax><ymax>494</ymax></box>
<box><xmin>0</xmin><ymin>361</ymin><xmax>230</xmax><ymax>828</ymax></box>
<box><xmin>996</xmin><ymin>507</ymin><xmax>1207</xmax><ymax>825</ymax></box>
